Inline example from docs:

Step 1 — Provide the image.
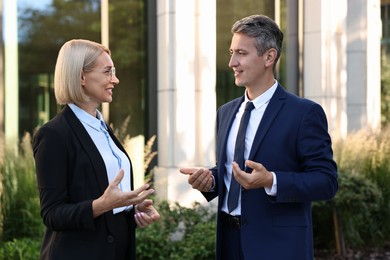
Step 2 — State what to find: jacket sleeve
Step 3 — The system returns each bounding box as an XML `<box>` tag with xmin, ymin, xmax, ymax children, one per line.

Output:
<box><xmin>33</xmin><ymin>125</ymin><xmax>96</xmax><ymax>231</ymax></box>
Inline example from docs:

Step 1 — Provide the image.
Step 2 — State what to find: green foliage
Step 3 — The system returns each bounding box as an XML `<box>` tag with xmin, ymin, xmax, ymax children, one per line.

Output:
<box><xmin>0</xmin><ymin>133</ymin><xmax>44</xmax><ymax>242</ymax></box>
<box><xmin>136</xmin><ymin>200</ymin><xmax>216</xmax><ymax>260</ymax></box>
<box><xmin>313</xmin><ymin>172</ymin><xmax>382</xmax><ymax>247</ymax></box>
<box><xmin>381</xmin><ymin>52</ymin><xmax>390</xmax><ymax>126</ymax></box>
<box><xmin>0</xmin><ymin>238</ymin><xmax>41</xmax><ymax>260</ymax></box>
<box><xmin>313</xmin><ymin>127</ymin><xmax>390</xmax><ymax>250</ymax></box>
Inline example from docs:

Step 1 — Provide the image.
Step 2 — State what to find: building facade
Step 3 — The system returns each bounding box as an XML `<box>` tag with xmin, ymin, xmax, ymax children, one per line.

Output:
<box><xmin>0</xmin><ymin>0</ymin><xmax>382</xmax><ymax>206</ymax></box>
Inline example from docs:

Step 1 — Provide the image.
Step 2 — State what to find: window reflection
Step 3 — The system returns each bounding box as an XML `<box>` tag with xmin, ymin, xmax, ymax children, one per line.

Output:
<box><xmin>17</xmin><ymin>0</ymin><xmax>147</xmax><ymax>138</ymax></box>
<box><xmin>216</xmin><ymin>0</ymin><xmax>276</xmax><ymax>107</ymax></box>
<box><xmin>18</xmin><ymin>0</ymin><xmax>101</xmax><ymax>137</ymax></box>
<box><xmin>108</xmin><ymin>0</ymin><xmax>147</xmax><ymax>136</ymax></box>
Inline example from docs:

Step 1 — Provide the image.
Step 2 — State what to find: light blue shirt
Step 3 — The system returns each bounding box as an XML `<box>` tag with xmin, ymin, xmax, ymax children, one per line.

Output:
<box><xmin>68</xmin><ymin>104</ymin><xmax>132</xmax><ymax>214</ymax></box>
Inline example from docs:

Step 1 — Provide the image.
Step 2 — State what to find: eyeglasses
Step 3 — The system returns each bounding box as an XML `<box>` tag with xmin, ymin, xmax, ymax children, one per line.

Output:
<box><xmin>88</xmin><ymin>67</ymin><xmax>116</xmax><ymax>80</ymax></box>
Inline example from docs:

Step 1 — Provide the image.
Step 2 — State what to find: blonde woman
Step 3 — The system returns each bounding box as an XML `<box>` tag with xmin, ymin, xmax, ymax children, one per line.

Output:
<box><xmin>33</xmin><ymin>39</ymin><xmax>159</xmax><ymax>260</ymax></box>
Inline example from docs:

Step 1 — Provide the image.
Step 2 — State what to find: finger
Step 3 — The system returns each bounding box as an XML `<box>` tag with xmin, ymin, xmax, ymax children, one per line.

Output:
<box><xmin>232</xmin><ymin>162</ymin><xmax>249</xmax><ymax>183</ymax></box>
<box><xmin>137</xmin><ymin>199</ymin><xmax>153</xmax><ymax>212</ymax></box>
<box><xmin>180</xmin><ymin>168</ymin><xmax>198</xmax><ymax>175</ymax></box>
<box><xmin>151</xmin><ymin>210</ymin><xmax>161</xmax><ymax>221</ymax></box>
<box><xmin>111</xmin><ymin>169</ymin><xmax>124</xmax><ymax>186</ymax></box>
<box><xmin>135</xmin><ymin>212</ymin><xmax>150</xmax><ymax>228</ymax></box>
<box><xmin>189</xmin><ymin>169</ymin><xmax>210</xmax><ymax>188</ymax></box>
<box><xmin>245</xmin><ymin>160</ymin><xmax>264</xmax><ymax>171</ymax></box>
<box><xmin>188</xmin><ymin>169</ymin><xmax>204</xmax><ymax>184</ymax></box>
<box><xmin>198</xmin><ymin>174</ymin><xmax>213</xmax><ymax>191</ymax></box>
<box><xmin>125</xmin><ymin>189</ymin><xmax>155</xmax><ymax>205</ymax></box>
<box><xmin>132</xmin><ymin>183</ymin><xmax>151</xmax><ymax>196</ymax></box>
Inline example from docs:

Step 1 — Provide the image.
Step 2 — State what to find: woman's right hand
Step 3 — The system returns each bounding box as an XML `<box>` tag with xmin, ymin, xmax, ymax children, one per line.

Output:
<box><xmin>92</xmin><ymin>169</ymin><xmax>154</xmax><ymax>217</ymax></box>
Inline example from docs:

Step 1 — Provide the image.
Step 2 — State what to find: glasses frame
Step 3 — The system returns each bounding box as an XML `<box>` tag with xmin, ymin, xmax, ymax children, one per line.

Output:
<box><xmin>87</xmin><ymin>66</ymin><xmax>116</xmax><ymax>80</ymax></box>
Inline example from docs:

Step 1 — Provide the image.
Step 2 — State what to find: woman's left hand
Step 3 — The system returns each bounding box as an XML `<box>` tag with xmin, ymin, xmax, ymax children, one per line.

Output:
<box><xmin>134</xmin><ymin>199</ymin><xmax>160</xmax><ymax>228</ymax></box>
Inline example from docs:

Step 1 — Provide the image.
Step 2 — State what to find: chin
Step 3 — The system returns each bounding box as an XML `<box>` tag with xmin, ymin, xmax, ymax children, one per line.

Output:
<box><xmin>235</xmin><ymin>81</ymin><xmax>245</xmax><ymax>87</ymax></box>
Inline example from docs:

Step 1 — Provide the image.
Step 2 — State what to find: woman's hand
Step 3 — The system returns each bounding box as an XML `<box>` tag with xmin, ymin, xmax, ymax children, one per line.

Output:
<box><xmin>135</xmin><ymin>199</ymin><xmax>160</xmax><ymax>228</ymax></box>
<box><xmin>92</xmin><ymin>169</ymin><xmax>155</xmax><ymax>217</ymax></box>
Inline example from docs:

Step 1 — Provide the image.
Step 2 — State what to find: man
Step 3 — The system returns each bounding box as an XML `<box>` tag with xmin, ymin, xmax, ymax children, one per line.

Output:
<box><xmin>180</xmin><ymin>14</ymin><xmax>338</xmax><ymax>260</ymax></box>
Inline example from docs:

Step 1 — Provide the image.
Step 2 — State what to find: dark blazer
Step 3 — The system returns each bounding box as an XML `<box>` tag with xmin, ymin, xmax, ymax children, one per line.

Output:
<box><xmin>204</xmin><ymin>85</ymin><xmax>338</xmax><ymax>260</ymax></box>
<box><xmin>33</xmin><ymin>105</ymin><xmax>136</xmax><ymax>260</ymax></box>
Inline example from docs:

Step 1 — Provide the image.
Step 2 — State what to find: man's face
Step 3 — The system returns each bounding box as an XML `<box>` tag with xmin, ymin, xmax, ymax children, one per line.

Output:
<box><xmin>228</xmin><ymin>33</ymin><xmax>268</xmax><ymax>89</ymax></box>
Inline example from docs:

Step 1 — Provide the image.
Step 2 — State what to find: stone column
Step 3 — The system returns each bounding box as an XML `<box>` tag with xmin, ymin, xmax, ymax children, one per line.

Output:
<box><xmin>154</xmin><ymin>0</ymin><xmax>216</xmax><ymax>207</ymax></box>
<box><xmin>346</xmin><ymin>0</ymin><xmax>381</xmax><ymax>132</ymax></box>
<box><xmin>303</xmin><ymin>0</ymin><xmax>348</xmax><ymax>137</ymax></box>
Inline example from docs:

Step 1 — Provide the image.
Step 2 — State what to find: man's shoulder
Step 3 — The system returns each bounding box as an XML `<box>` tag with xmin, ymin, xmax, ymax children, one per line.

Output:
<box><xmin>218</xmin><ymin>96</ymin><xmax>243</xmax><ymax>112</ymax></box>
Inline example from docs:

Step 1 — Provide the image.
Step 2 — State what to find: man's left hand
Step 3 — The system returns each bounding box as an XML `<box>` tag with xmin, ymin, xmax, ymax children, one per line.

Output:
<box><xmin>232</xmin><ymin>160</ymin><xmax>273</xmax><ymax>189</ymax></box>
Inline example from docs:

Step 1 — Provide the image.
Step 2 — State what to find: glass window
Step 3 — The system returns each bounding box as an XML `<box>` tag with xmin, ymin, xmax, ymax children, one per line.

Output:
<box><xmin>108</xmin><ymin>0</ymin><xmax>147</xmax><ymax>136</ymax></box>
<box><xmin>17</xmin><ymin>0</ymin><xmax>148</xmax><ymax>138</ymax></box>
<box><xmin>216</xmin><ymin>0</ymin><xmax>275</xmax><ymax>108</ymax></box>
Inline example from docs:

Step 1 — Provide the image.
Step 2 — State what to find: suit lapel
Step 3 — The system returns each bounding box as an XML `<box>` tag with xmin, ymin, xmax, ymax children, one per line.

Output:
<box><xmin>62</xmin><ymin>105</ymin><xmax>109</xmax><ymax>193</ymax></box>
<box><xmin>248</xmin><ymin>85</ymin><xmax>286</xmax><ymax>161</ymax></box>
<box><xmin>218</xmin><ymin>96</ymin><xmax>244</xmax><ymax>164</ymax></box>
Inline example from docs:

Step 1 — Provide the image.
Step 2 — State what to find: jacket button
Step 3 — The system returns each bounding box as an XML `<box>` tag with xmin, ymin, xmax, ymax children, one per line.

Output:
<box><xmin>107</xmin><ymin>235</ymin><xmax>114</xmax><ymax>243</ymax></box>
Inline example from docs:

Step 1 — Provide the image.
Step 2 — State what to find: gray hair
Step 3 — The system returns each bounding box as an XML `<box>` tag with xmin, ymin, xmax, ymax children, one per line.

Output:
<box><xmin>231</xmin><ymin>14</ymin><xmax>283</xmax><ymax>66</ymax></box>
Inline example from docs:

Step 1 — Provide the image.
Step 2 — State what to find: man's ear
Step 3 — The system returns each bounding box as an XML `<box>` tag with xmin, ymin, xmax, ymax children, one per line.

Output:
<box><xmin>264</xmin><ymin>48</ymin><xmax>277</xmax><ymax>67</ymax></box>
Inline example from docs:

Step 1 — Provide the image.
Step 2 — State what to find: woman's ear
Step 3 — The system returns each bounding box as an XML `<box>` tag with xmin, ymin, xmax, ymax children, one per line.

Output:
<box><xmin>81</xmin><ymin>72</ymin><xmax>86</xmax><ymax>86</ymax></box>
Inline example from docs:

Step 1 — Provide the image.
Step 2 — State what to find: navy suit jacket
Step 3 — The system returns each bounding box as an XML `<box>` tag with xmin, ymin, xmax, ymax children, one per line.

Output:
<box><xmin>204</xmin><ymin>85</ymin><xmax>338</xmax><ymax>260</ymax></box>
<box><xmin>33</xmin><ymin>105</ymin><xmax>136</xmax><ymax>260</ymax></box>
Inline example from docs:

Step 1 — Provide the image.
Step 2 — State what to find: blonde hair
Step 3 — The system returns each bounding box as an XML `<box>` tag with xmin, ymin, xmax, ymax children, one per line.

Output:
<box><xmin>54</xmin><ymin>39</ymin><xmax>111</xmax><ymax>105</ymax></box>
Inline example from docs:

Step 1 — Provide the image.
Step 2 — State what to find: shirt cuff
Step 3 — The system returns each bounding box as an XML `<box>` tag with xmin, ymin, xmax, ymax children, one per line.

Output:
<box><xmin>209</xmin><ymin>174</ymin><xmax>216</xmax><ymax>192</ymax></box>
<box><xmin>264</xmin><ymin>171</ymin><xmax>277</xmax><ymax>196</ymax></box>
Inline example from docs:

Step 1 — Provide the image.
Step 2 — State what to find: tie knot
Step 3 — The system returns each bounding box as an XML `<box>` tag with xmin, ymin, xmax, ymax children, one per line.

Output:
<box><xmin>245</xmin><ymin>102</ymin><xmax>255</xmax><ymax>112</ymax></box>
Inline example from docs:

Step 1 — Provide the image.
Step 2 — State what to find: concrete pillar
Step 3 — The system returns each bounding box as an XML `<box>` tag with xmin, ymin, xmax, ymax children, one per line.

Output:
<box><xmin>154</xmin><ymin>0</ymin><xmax>216</xmax><ymax>207</ymax></box>
<box><xmin>303</xmin><ymin>0</ymin><xmax>348</xmax><ymax>137</ymax></box>
<box><xmin>346</xmin><ymin>0</ymin><xmax>381</xmax><ymax>132</ymax></box>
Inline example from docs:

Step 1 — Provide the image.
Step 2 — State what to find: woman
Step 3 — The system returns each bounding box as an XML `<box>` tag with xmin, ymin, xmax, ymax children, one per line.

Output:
<box><xmin>33</xmin><ymin>39</ymin><xmax>160</xmax><ymax>260</ymax></box>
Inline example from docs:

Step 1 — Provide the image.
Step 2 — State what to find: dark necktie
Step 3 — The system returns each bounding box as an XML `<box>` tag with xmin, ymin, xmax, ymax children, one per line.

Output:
<box><xmin>227</xmin><ymin>101</ymin><xmax>255</xmax><ymax>213</ymax></box>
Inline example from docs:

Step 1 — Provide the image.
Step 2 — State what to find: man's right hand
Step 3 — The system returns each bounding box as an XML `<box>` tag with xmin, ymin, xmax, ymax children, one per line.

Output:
<box><xmin>180</xmin><ymin>168</ymin><xmax>214</xmax><ymax>192</ymax></box>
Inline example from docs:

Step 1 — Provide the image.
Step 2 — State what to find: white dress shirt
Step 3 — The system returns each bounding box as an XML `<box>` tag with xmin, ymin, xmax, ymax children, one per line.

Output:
<box><xmin>222</xmin><ymin>81</ymin><xmax>278</xmax><ymax>216</ymax></box>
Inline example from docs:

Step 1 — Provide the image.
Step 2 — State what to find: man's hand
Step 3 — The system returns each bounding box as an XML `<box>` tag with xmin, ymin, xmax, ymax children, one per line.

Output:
<box><xmin>180</xmin><ymin>168</ymin><xmax>213</xmax><ymax>192</ymax></box>
<box><xmin>232</xmin><ymin>160</ymin><xmax>273</xmax><ymax>189</ymax></box>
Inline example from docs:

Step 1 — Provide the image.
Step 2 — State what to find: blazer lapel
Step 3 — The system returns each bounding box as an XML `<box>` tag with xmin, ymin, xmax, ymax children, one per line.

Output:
<box><xmin>248</xmin><ymin>85</ymin><xmax>286</xmax><ymax>161</ymax></box>
<box><xmin>62</xmin><ymin>105</ymin><xmax>109</xmax><ymax>193</ymax></box>
<box><xmin>218</xmin><ymin>97</ymin><xmax>244</xmax><ymax>162</ymax></box>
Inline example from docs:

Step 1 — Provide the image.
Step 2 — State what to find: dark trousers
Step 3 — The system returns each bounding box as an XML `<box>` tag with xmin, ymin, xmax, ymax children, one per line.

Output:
<box><xmin>220</xmin><ymin>216</ymin><xmax>244</xmax><ymax>260</ymax></box>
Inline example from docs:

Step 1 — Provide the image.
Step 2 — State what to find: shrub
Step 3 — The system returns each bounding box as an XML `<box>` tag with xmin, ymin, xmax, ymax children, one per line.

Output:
<box><xmin>0</xmin><ymin>238</ymin><xmax>41</xmax><ymax>260</ymax></box>
<box><xmin>313</xmin><ymin>127</ymin><xmax>390</xmax><ymax>253</ymax></box>
<box><xmin>136</xmin><ymin>200</ymin><xmax>216</xmax><ymax>260</ymax></box>
<box><xmin>0</xmin><ymin>133</ymin><xmax>44</xmax><ymax>241</ymax></box>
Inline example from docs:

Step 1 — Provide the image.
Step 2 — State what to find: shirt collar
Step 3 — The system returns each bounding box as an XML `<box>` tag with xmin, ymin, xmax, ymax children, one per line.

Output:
<box><xmin>244</xmin><ymin>80</ymin><xmax>278</xmax><ymax>109</ymax></box>
<box><xmin>68</xmin><ymin>103</ymin><xmax>105</xmax><ymax>131</ymax></box>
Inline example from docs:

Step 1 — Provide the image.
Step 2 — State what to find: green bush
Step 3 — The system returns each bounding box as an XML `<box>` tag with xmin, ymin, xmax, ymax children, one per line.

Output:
<box><xmin>313</xmin><ymin>127</ymin><xmax>390</xmax><ymax>252</ymax></box>
<box><xmin>0</xmin><ymin>133</ymin><xmax>44</xmax><ymax>241</ymax></box>
<box><xmin>313</xmin><ymin>172</ymin><xmax>383</xmax><ymax>248</ymax></box>
<box><xmin>0</xmin><ymin>238</ymin><xmax>41</xmax><ymax>260</ymax></box>
<box><xmin>136</xmin><ymin>200</ymin><xmax>216</xmax><ymax>260</ymax></box>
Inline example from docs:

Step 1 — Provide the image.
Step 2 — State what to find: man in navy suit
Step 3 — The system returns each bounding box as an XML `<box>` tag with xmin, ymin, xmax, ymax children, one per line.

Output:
<box><xmin>180</xmin><ymin>14</ymin><xmax>338</xmax><ymax>260</ymax></box>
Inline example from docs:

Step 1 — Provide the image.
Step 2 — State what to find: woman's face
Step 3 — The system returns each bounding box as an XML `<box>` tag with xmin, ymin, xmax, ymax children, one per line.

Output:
<box><xmin>81</xmin><ymin>52</ymin><xmax>119</xmax><ymax>109</ymax></box>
